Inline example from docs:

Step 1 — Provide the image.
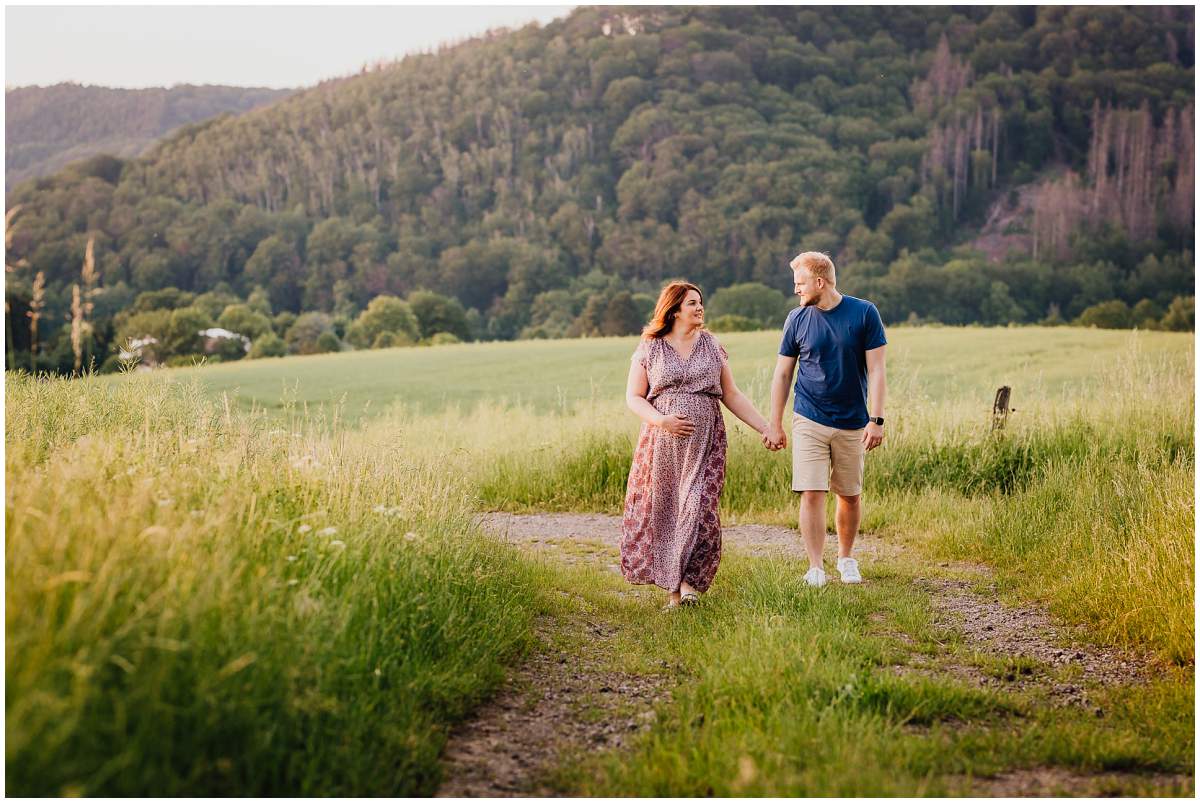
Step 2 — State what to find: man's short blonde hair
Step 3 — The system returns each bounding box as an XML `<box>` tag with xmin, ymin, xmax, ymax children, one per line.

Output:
<box><xmin>790</xmin><ymin>251</ymin><xmax>836</xmax><ymax>284</ymax></box>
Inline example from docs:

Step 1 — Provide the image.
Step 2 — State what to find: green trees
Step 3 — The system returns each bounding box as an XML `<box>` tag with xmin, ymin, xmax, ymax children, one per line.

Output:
<box><xmin>2</xmin><ymin>5</ymin><xmax>1194</xmax><ymax>373</ymax></box>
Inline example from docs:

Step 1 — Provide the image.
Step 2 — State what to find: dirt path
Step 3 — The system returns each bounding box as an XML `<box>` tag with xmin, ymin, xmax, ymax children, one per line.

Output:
<box><xmin>437</xmin><ymin>512</ymin><xmax>1167</xmax><ymax>797</ymax></box>
<box><xmin>436</xmin><ymin>617</ymin><xmax>670</xmax><ymax>797</ymax></box>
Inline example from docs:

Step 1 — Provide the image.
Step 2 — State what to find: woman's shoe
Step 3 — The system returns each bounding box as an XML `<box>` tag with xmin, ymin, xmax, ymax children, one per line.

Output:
<box><xmin>680</xmin><ymin>591</ymin><xmax>701</xmax><ymax>606</ymax></box>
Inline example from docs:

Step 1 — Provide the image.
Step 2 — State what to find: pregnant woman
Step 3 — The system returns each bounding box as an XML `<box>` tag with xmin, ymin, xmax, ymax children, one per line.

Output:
<box><xmin>621</xmin><ymin>281</ymin><xmax>773</xmax><ymax>609</ymax></box>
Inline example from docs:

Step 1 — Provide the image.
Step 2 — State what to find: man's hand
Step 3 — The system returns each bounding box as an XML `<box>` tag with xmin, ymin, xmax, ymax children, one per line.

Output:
<box><xmin>862</xmin><ymin>421</ymin><xmax>884</xmax><ymax>451</ymax></box>
<box><xmin>763</xmin><ymin>424</ymin><xmax>786</xmax><ymax>451</ymax></box>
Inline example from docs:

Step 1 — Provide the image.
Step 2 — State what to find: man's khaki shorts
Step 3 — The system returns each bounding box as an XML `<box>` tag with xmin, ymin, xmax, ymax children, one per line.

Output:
<box><xmin>791</xmin><ymin>413</ymin><xmax>865</xmax><ymax>496</ymax></box>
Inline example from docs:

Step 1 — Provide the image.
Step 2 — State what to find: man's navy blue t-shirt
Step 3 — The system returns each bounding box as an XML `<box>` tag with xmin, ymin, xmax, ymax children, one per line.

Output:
<box><xmin>779</xmin><ymin>295</ymin><xmax>887</xmax><ymax>430</ymax></box>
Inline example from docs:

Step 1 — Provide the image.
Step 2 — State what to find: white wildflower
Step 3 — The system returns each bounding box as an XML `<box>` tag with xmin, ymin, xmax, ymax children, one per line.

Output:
<box><xmin>286</xmin><ymin>555</ymin><xmax>297</xmax><ymax>562</ymax></box>
<box><xmin>297</xmin><ymin>524</ymin><xmax>312</xmax><ymax>534</ymax></box>
<box><xmin>329</xmin><ymin>540</ymin><xmax>346</xmax><ymax>549</ymax></box>
<box><xmin>287</xmin><ymin>579</ymin><xmax>299</xmax><ymax>587</ymax></box>
<box><xmin>404</xmin><ymin>531</ymin><xmax>420</xmax><ymax>542</ymax></box>
<box><xmin>317</xmin><ymin>526</ymin><xmax>337</xmax><ymax>537</ymax></box>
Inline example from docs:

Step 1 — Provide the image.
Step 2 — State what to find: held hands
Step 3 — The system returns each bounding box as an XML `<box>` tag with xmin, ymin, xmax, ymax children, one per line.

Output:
<box><xmin>658</xmin><ymin>413</ymin><xmax>695</xmax><ymax>437</ymax></box>
<box><xmin>862</xmin><ymin>421</ymin><xmax>885</xmax><ymax>451</ymax></box>
<box><xmin>761</xmin><ymin>424</ymin><xmax>786</xmax><ymax>451</ymax></box>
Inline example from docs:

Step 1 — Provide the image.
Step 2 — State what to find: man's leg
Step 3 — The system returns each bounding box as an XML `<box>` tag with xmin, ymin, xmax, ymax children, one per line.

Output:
<box><xmin>799</xmin><ymin>490</ymin><xmax>827</xmax><ymax>569</ymax></box>
<box><xmin>791</xmin><ymin>414</ymin><xmax>833</xmax><ymax>572</ymax></box>
<box><xmin>835</xmin><ymin>494</ymin><xmax>861</xmax><ymax>559</ymax></box>
<box><xmin>830</xmin><ymin>426</ymin><xmax>867</xmax><ymax>581</ymax></box>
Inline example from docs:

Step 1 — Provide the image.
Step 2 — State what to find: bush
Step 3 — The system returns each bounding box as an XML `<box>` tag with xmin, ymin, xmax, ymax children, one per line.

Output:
<box><xmin>707</xmin><ymin>283</ymin><xmax>789</xmax><ymax>327</ymax></box>
<box><xmin>408</xmin><ymin>291</ymin><xmax>470</xmax><ymax>341</ymax></box>
<box><xmin>372</xmin><ymin>331</ymin><xmax>406</xmax><ymax>349</ymax></box>
<box><xmin>249</xmin><ymin>332</ymin><xmax>287</xmax><ymax>359</ymax></box>
<box><xmin>209</xmin><ymin>335</ymin><xmax>248</xmax><ymax>362</ymax></box>
<box><xmin>1075</xmin><ymin>300</ymin><xmax>1131</xmax><ymax>329</ymax></box>
<box><xmin>315</xmin><ymin>331</ymin><xmax>342</xmax><ymax>353</ymax></box>
<box><xmin>347</xmin><ymin>296</ymin><xmax>420</xmax><ymax>348</ymax></box>
<box><xmin>428</xmin><ymin>332</ymin><xmax>462</xmax><ymax>346</ymax></box>
<box><xmin>164</xmin><ymin>354</ymin><xmax>214</xmax><ymax>368</ymax></box>
<box><xmin>1160</xmin><ymin>296</ymin><xmax>1194</xmax><ymax>331</ymax></box>
<box><xmin>217</xmin><ymin>304</ymin><xmax>273</xmax><ymax>340</ymax></box>
<box><xmin>285</xmin><ymin>312</ymin><xmax>334</xmax><ymax>355</ymax></box>
<box><xmin>708</xmin><ymin>314</ymin><xmax>761</xmax><ymax>332</ymax></box>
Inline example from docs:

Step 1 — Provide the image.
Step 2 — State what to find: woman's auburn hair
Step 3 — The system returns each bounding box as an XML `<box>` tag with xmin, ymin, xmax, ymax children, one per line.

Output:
<box><xmin>642</xmin><ymin>281</ymin><xmax>703</xmax><ymax>339</ymax></box>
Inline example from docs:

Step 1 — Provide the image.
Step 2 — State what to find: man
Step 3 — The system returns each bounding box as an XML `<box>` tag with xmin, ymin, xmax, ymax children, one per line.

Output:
<box><xmin>763</xmin><ymin>251</ymin><xmax>887</xmax><ymax>587</ymax></box>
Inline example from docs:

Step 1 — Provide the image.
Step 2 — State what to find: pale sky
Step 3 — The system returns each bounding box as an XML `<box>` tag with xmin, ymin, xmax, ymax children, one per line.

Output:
<box><xmin>5</xmin><ymin>5</ymin><xmax>575</xmax><ymax>89</ymax></box>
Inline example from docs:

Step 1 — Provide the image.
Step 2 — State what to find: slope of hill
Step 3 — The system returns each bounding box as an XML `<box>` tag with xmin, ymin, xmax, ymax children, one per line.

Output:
<box><xmin>5</xmin><ymin>6</ymin><xmax>1195</xmax><ymax>374</ymax></box>
<box><xmin>5</xmin><ymin>82</ymin><xmax>293</xmax><ymax>184</ymax></box>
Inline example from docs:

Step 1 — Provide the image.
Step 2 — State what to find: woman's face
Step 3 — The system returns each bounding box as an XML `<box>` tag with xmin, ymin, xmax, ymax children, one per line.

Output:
<box><xmin>677</xmin><ymin>290</ymin><xmax>704</xmax><ymax>327</ymax></box>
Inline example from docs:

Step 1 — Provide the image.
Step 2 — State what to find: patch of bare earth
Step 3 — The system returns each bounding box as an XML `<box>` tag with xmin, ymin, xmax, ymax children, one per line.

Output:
<box><xmin>916</xmin><ymin>575</ymin><xmax>1161</xmax><ymax>708</ymax></box>
<box><xmin>959</xmin><ymin>767</ymin><xmax>1193</xmax><ymax>797</ymax></box>
<box><xmin>437</xmin><ymin>616</ymin><xmax>670</xmax><ymax>797</ymax></box>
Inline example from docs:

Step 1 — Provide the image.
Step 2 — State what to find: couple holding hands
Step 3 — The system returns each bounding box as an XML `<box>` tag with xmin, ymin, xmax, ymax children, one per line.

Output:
<box><xmin>621</xmin><ymin>251</ymin><xmax>887</xmax><ymax>609</ymax></box>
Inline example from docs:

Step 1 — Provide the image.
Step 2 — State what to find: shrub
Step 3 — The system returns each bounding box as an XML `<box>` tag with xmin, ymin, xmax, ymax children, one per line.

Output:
<box><xmin>1075</xmin><ymin>300</ymin><xmax>1131</xmax><ymax>329</ymax></box>
<box><xmin>708</xmin><ymin>314</ymin><xmax>762</xmax><ymax>333</ymax></box>
<box><xmin>315</xmin><ymin>331</ymin><xmax>342</xmax><ymax>353</ymax></box>
<box><xmin>249</xmin><ymin>332</ymin><xmax>287</xmax><ymax>359</ymax></box>
<box><xmin>285</xmin><ymin>312</ymin><xmax>334</xmax><ymax>355</ymax></box>
<box><xmin>347</xmin><ymin>296</ymin><xmax>420</xmax><ymax>348</ymax></box>
<box><xmin>1160</xmin><ymin>296</ymin><xmax>1194</xmax><ymax>331</ymax></box>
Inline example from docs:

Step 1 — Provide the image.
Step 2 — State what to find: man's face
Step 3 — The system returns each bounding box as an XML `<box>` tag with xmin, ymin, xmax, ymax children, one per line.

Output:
<box><xmin>793</xmin><ymin>266</ymin><xmax>824</xmax><ymax>307</ymax></box>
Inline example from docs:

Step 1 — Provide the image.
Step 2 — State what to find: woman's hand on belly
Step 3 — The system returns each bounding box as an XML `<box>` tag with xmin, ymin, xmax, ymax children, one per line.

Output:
<box><xmin>658</xmin><ymin>413</ymin><xmax>695</xmax><ymax>437</ymax></box>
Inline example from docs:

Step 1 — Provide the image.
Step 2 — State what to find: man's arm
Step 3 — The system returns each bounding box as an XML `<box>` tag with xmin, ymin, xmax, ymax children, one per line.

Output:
<box><xmin>863</xmin><ymin>345</ymin><xmax>886</xmax><ymax>451</ymax></box>
<box><xmin>765</xmin><ymin>354</ymin><xmax>797</xmax><ymax>449</ymax></box>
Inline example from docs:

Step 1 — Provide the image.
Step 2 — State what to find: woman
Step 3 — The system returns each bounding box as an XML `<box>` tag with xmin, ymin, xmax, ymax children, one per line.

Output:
<box><xmin>621</xmin><ymin>281</ymin><xmax>772</xmax><ymax>609</ymax></box>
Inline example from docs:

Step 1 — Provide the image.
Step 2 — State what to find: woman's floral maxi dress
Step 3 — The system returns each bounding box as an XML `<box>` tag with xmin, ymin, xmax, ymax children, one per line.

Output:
<box><xmin>620</xmin><ymin>330</ymin><xmax>728</xmax><ymax>593</ymax></box>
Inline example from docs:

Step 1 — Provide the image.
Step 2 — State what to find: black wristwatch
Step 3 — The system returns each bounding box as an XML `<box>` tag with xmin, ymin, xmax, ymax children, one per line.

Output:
<box><xmin>868</xmin><ymin>416</ymin><xmax>885</xmax><ymax>426</ymax></box>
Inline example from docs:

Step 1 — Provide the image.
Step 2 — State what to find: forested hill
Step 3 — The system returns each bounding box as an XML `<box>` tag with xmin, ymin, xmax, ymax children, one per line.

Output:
<box><xmin>5</xmin><ymin>6</ymin><xmax>1196</xmax><ymax>374</ymax></box>
<box><xmin>5</xmin><ymin>83</ymin><xmax>293</xmax><ymax>184</ymax></box>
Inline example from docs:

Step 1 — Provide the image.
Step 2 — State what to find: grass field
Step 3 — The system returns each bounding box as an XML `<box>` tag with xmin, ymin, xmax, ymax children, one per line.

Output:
<box><xmin>11</xmin><ymin>326</ymin><xmax>1195</xmax><ymax>795</ymax></box>
<box><xmin>130</xmin><ymin>326</ymin><xmax>1191</xmax><ymax>421</ymax></box>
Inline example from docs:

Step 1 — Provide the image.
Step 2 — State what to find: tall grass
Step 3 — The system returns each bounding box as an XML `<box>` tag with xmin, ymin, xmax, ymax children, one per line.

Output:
<box><xmin>5</xmin><ymin>372</ymin><xmax>549</xmax><ymax>795</ymax></box>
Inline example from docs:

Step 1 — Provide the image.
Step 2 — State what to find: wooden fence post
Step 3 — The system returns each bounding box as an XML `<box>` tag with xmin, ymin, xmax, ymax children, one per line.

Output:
<box><xmin>991</xmin><ymin>386</ymin><xmax>1013</xmax><ymax>431</ymax></box>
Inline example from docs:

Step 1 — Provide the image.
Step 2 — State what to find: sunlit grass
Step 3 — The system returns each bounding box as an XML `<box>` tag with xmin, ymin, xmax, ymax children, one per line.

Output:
<box><xmin>5</xmin><ymin>372</ymin><xmax>552</xmax><ymax>795</ymax></box>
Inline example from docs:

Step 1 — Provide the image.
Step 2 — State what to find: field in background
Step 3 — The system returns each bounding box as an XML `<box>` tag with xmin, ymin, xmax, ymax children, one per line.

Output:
<box><xmin>11</xmin><ymin>326</ymin><xmax>1194</xmax><ymax>794</ymax></box>
<box><xmin>121</xmin><ymin>326</ymin><xmax>1193</xmax><ymax>422</ymax></box>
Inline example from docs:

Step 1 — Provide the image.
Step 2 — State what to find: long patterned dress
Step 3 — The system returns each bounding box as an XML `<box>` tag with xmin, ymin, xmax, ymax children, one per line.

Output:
<box><xmin>620</xmin><ymin>330</ymin><xmax>728</xmax><ymax>593</ymax></box>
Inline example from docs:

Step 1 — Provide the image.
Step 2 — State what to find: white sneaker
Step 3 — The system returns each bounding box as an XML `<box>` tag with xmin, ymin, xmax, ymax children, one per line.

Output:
<box><xmin>837</xmin><ymin>557</ymin><xmax>862</xmax><ymax>584</ymax></box>
<box><xmin>803</xmin><ymin>567</ymin><xmax>827</xmax><ymax>588</ymax></box>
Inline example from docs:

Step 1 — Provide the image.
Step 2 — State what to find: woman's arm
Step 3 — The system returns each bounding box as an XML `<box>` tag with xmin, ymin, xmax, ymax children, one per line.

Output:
<box><xmin>718</xmin><ymin>361</ymin><xmax>769</xmax><ymax>435</ymax></box>
<box><xmin>627</xmin><ymin>358</ymin><xmax>694</xmax><ymax>437</ymax></box>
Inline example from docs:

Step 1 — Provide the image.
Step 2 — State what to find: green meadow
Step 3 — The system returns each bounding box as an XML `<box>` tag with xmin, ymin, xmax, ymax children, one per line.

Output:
<box><xmin>137</xmin><ymin>326</ymin><xmax>1188</xmax><ymax>421</ymax></box>
<box><xmin>9</xmin><ymin>326</ymin><xmax>1195</xmax><ymax>795</ymax></box>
